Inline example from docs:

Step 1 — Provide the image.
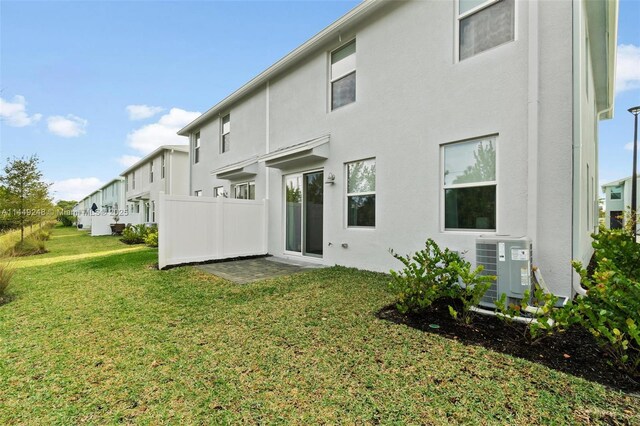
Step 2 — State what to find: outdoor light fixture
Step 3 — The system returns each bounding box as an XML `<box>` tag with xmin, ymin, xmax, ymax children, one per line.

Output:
<box><xmin>629</xmin><ymin>105</ymin><xmax>640</xmax><ymax>239</ymax></box>
<box><xmin>325</xmin><ymin>173</ymin><xmax>336</xmax><ymax>184</ymax></box>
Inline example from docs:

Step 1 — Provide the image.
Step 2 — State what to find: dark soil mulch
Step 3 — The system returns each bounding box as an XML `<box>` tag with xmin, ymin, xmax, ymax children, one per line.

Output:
<box><xmin>377</xmin><ymin>298</ymin><xmax>640</xmax><ymax>394</ymax></box>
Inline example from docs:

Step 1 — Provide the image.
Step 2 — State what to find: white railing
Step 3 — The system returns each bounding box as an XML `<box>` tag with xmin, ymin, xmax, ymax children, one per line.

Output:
<box><xmin>158</xmin><ymin>192</ymin><xmax>268</xmax><ymax>269</ymax></box>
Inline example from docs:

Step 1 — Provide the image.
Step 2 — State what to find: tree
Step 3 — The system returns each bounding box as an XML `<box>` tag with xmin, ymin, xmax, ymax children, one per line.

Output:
<box><xmin>0</xmin><ymin>156</ymin><xmax>53</xmax><ymax>241</ymax></box>
<box><xmin>56</xmin><ymin>200</ymin><xmax>78</xmax><ymax>227</ymax></box>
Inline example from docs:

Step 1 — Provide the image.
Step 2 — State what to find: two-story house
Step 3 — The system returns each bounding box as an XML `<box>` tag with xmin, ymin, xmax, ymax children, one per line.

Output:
<box><xmin>98</xmin><ymin>178</ymin><xmax>126</xmax><ymax>214</ymax></box>
<box><xmin>121</xmin><ymin>145</ymin><xmax>190</xmax><ymax>224</ymax></box>
<box><xmin>177</xmin><ymin>0</ymin><xmax>617</xmax><ymax>300</ymax></box>
<box><xmin>602</xmin><ymin>176</ymin><xmax>640</xmax><ymax>230</ymax></box>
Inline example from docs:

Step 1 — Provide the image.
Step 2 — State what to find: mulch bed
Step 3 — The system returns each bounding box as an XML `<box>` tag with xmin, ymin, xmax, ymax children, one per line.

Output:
<box><xmin>377</xmin><ymin>298</ymin><xmax>639</xmax><ymax>394</ymax></box>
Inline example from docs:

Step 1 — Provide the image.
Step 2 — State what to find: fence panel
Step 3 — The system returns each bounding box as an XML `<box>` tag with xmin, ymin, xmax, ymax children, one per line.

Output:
<box><xmin>159</xmin><ymin>193</ymin><xmax>267</xmax><ymax>269</ymax></box>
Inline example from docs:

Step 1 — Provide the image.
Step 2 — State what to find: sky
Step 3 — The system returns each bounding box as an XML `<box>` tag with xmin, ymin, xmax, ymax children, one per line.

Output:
<box><xmin>0</xmin><ymin>0</ymin><xmax>639</xmax><ymax>202</ymax></box>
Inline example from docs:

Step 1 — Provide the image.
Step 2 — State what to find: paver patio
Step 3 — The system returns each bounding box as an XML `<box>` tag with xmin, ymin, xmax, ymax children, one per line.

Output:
<box><xmin>194</xmin><ymin>256</ymin><xmax>322</xmax><ymax>283</ymax></box>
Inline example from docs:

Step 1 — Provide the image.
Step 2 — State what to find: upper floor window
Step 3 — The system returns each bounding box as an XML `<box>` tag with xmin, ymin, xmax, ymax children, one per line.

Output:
<box><xmin>161</xmin><ymin>154</ymin><xmax>166</xmax><ymax>179</ymax></box>
<box><xmin>346</xmin><ymin>158</ymin><xmax>376</xmax><ymax>227</ymax></box>
<box><xmin>222</xmin><ymin>114</ymin><xmax>231</xmax><ymax>153</ymax></box>
<box><xmin>214</xmin><ymin>186</ymin><xmax>225</xmax><ymax>198</ymax></box>
<box><xmin>149</xmin><ymin>161</ymin><xmax>154</xmax><ymax>183</ymax></box>
<box><xmin>331</xmin><ymin>40</ymin><xmax>356</xmax><ymax>110</ymax></box>
<box><xmin>610</xmin><ymin>186</ymin><xmax>622</xmax><ymax>200</ymax></box>
<box><xmin>458</xmin><ymin>0</ymin><xmax>514</xmax><ymax>61</ymax></box>
<box><xmin>194</xmin><ymin>132</ymin><xmax>201</xmax><ymax>164</ymax></box>
<box><xmin>234</xmin><ymin>181</ymin><xmax>255</xmax><ymax>200</ymax></box>
<box><xmin>132</xmin><ymin>172</ymin><xmax>136</xmax><ymax>190</ymax></box>
<box><xmin>443</xmin><ymin>136</ymin><xmax>496</xmax><ymax>230</ymax></box>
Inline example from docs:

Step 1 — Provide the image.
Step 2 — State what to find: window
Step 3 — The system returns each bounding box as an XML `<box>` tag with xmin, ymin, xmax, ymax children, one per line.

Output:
<box><xmin>346</xmin><ymin>159</ymin><xmax>375</xmax><ymax>227</ymax></box>
<box><xmin>132</xmin><ymin>172</ymin><xmax>136</xmax><ymax>190</ymax></box>
<box><xmin>194</xmin><ymin>190</ymin><xmax>202</xmax><ymax>197</ymax></box>
<box><xmin>610</xmin><ymin>186</ymin><xmax>622</xmax><ymax>200</ymax></box>
<box><xmin>213</xmin><ymin>186</ymin><xmax>225</xmax><ymax>198</ymax></box>
<box><xmin>221</xmin><ymin>114</ymin><xmax>230</xmax><ymax>153</ymax></box>
<box><xmin>458</xmin><ymin>0</ymin><xmax>514</xmax><ymax>61</ymax></box>
<box><xmin>194</xmin><ymin>132</ymin><xmax>200</xmax><ymax>164</ymax></box>
<box><xmin>149</xmin><ymin>161</ymin><xmax>154</xmax><ymax>183</ymax></box>
<box><xmin>443</xmin><ymin>136</ymin><xmax>496</xmax><ymax>230</ymax></box>
<box><xmin>161</xmin><ymin>154</ymin><xmax>166</xmax><ymax>179</ymax></box>
<box><xmin>331</xmin><ymin>40</ymin><xmax>356</xmax><ymax>110</ymax></box>
<box><xmin>234</xmin><ymin>182</ymin><xmax>255</xmax><ymax>200</ymax></box>
<box><xmin>125</xmin><ymin>176</ymin><xmax>129</xmax><ymax>191</ymax></box>
<box><xmin>151</xmin><ymin>201</ymin><xmax>156</xmax><ymax>223</ymax></box>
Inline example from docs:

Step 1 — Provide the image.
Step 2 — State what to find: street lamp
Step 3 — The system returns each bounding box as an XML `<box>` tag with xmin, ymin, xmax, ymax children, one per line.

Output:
<box><xmin>629</xmin><ymin>105</ymin><xmax>640</xmax><ymax>239</ymax></box>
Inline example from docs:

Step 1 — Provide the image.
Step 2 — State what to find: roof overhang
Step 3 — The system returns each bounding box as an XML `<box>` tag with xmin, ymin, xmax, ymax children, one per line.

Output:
<box><xmin>127</xmin><ymin>191</ymin><xmax>150</xmax><ymax>202</ymax></box>
<box><xmin>177</xmin><ymin>0</ymin><xmax>387</xmax><ymax>136</ymax></box>
<box><xmin>120</xmin><ymin>145</ymin><xmax>189</xmax><ymax>176</ymax></box>
<box><xmin>211</xmin><ymin>157</ymin><xmax>259</xmax><ymax>180</ymax></box>
<box><xmin>260</xmin><ymin>135</ymin><xmax>330</xmax><ymax>170</ymax></box>
<box><xmin>585</xmin><ymin>0</ymin><xmax>618</xmax><ymax>119</ymax></box>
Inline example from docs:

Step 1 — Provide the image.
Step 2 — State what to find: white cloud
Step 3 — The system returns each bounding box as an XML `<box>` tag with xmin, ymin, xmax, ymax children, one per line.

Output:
<box><xmin>126</xmin><ymin>104</ymin><xmax>165</xmax><ymax>120</ymax></box>
<box><xmin>47</xmin><ymin>115</ymin><xmax>88</xmax><ymax>138</ymax></box>
<box><xmin>118</xmin><ymin>155</ymin><xmax>142</xmax><ymax>167</ymax></box>
<box><xmin>51</xmin><ymin>177</ymin><xmax>103</xmax><ymax>202</ymax></box>
<box><xmin>0</xmin><ymin>95</ymin><xmax>42</xmax><ymax>127</ymax></box>
<box><xmin>616</xmin><ymin>44</ymin><xmax>640</xmax><ymax>94</ymax></box>
<box><xmin>625</xmin><ymin>142</ymin><xmax>634</xmax><ymax>151</ymax></box>
<box><xmin>126</xmin><ymin>107</ymin><xmax>200</xmax><ymax>154</ymax></box>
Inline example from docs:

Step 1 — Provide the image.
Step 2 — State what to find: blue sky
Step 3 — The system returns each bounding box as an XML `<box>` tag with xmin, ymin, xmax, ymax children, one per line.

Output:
<box><xmin>0</xmin><ymin>0</ymin><xmax>639</xmax><ymax>201</ymax></box>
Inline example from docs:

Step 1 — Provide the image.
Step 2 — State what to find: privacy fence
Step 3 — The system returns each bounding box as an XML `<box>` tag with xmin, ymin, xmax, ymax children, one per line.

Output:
<box><xmin>158</xmin><ymin>192</ymin><xmax>268</xmax><ymax>269</ymax></box>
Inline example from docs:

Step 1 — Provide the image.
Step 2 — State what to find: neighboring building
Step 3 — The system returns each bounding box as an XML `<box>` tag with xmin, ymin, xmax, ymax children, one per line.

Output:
<box><xmin>177</xmin><ymin>0</ymin><xmax>617</xmax><ymax>299</ymax></box>
<box><xmin>99</xmin><ymin>178</ymin><xmax>126</xmax><ymax>214</ymax></box>
<box><xmin>120</xmin><ymin>145</ymin><xmax>190</xmax><ymax>224</ymax></box>
<box><xmin>602</xmin><ymin>176</ymin><xmax>640</xmax><ymax>230</ymax></box>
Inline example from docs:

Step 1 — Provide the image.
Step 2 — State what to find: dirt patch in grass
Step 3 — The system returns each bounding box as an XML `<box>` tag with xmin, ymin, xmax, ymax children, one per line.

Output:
<box><xmin>377</xmin><ymin>298</ymin><xmax>640</xmax><ymax>394</ymax></box>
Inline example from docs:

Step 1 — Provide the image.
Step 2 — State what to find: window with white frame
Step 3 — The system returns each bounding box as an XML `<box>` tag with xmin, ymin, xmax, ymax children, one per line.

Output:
<box><xmin>132</xmin><ymin>172</ymin><xmax>136</xmax><ymax>190</ymax></box>
<box><xmin>443</xmin><ymin>136</ymin><xmax>496</xmax><ymax>230</ymax></box>
<box><xmin>610</xmin><ymin>186</ymin><xmax>622</xmax><ymax>200</ymax></box>
<box><xmin>151</xmin><ymin>201</ymin><xmax>156</xmax><ymax>223</ymax></box>
<box><xmin>346</xmin><ymin>158</ymin><xmax>375</xmax><ymax>227</ymax></box>
<box><xmin>222</xmin><ymin>114</ymin><xmax>231</xmax><ymax>153</ymax></box>
<box><xmin>125</xmin><ymin>176</ymin><xmax>129</xmax><ymax>191</ymax></box>
<box><xmin>458</xmin><ymin>0</ymin><xmax>514</xmax><ymax>61</ymax></box>
<box><xmin>234</xmin><ymin>181</ymin><xmax>255</xmax><ymax>200</ymax></box>
<box><xmin>194</xmin><ymin>132</ymin><xmax>201</xmax><ymax>164</ymax></box>
<box><xmin>213</xmin><ymin>186</ymin><xmax>225</xmax><ymax>198</ymax></box>
<box><xmin>149</xmin><ymin>160</ymin><xmax>154</xmax><ymax>183</ymax></box>
<box><xmin>161</xmin><ymin>154</ymin><xmax>166</xmax><ymax>179</ymax></box>
<box><xmin>331</xmin><ymin>40</ymin><xmax>356</xmax><ymax>110</ymax></box>
<box><xmin>194</xmin><ymin>190</ymin><xmax>202</xmax><ymax>197</ymax></box>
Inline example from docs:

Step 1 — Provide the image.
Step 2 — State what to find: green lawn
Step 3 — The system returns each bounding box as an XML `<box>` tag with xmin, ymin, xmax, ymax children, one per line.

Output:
<box><xmin>0</xmin><ymin>227</ymin><xmax>638</xmax><ymax>424</ymax></box>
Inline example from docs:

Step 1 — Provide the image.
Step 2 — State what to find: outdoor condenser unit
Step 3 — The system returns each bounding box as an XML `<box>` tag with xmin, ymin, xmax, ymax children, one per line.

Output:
<box><xmin>476</xmin><ymin>236</ymin><xmax>533</xmax><ymax>308</ymax></box>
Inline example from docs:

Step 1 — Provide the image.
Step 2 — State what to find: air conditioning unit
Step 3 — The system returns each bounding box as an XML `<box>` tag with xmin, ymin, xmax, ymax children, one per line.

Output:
<box><xmin>476</xmin><ymin>236</ymin><xmax>532</xmax><ymax>308</ymax></box>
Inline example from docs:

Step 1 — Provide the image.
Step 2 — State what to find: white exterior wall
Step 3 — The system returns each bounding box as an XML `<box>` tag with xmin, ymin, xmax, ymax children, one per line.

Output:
<box><xmin>603</xmin><ymin>177</ymin><xmax>640</xmax><ymax>230</ymax></box>
<box><xmin>187</xmin><ymin>0</ymin><xmax>610</xmax><ymax>299</ymax></box>
<box><xmin>123</xmin><ymin>148</ymin><xmax>190</xmax><ymax>224</ymax></box>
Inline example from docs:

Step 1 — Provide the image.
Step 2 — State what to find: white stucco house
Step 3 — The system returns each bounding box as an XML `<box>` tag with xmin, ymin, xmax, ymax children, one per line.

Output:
<box><xmin>602</xmin><ymin>176</ymin><xmax>640</xmax><ymax>230</ymax></box>
<box><xmin>120</xmin><ymin>145</ymin><xmax>190</xmax><ymax>225</ymax></box>
<box><xmin>168</xmin><ymin>0</ymin><xmax>617</xmax><ymax>301</ymax></box>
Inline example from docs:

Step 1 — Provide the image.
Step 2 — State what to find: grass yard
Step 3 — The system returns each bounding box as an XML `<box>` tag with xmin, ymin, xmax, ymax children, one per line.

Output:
<box><xmin>0</xmin><ymin>227</ymin><xmax>638</xmax><ymax>424</ymax></box>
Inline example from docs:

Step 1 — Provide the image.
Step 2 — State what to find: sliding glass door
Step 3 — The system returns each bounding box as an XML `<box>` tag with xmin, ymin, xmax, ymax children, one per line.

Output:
<box><xmin>284</xmin><ymin>170</ymin><xmax>323</xmax><ymax>257</ymax></box>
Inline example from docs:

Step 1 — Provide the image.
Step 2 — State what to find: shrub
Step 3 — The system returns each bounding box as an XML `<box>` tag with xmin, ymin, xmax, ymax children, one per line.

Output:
<box><xmin>58</xmin><ymin>215</ymin><xmax>76</xmax><ymax>227</ymax></box>
<box><xmin>447</xmin><ymin>262</ymin><xmax>495</xmax><ymax>325</ymax></box>
<box><xmin>388</xmin><ymin>239</ymin><xmax>464</xmax><ymax>314</ymax></box>
<box><xmin>33</xmin><ymin>229</ymin><xmax>51</xmax><ymax>241</ymax></box>
<box><xmin>0</xmin><ymin>260</ymin><xmax>14</xmax><ymax>304</ymax></box>
<box><xmin>11</xmin><ymin>236</ymin><xmax>46</xmax><ymax>256</ymax></box>
<box><xmin>144</xmin><ymin>226</ymin><xmax>158</xmax><ymax>248</ymax></box>
<box><xmin>120</xmin><ymin>224</ymin><xmax>150</xmax><ymax>245</ymax></box>
<box><xmin>571</xmin><ymin>256</ymin><xmax>639</xmax><ymax>375</ymax></box>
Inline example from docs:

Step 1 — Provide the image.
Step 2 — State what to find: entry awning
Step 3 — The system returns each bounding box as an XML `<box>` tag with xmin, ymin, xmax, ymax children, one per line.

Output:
<box><xmin>260</xmin><ymin>135</ymin><xmax>330</xmax><ymax>170</ymax></box>
<box><xmin>128</xmin><ymin>191</ymin><xmax>150</xmax><ymax>202</ymax></box>
<box><xmin>211</xmin><ymin>157</ymin><xmax>259</xmax><ymax>180</ymax></box>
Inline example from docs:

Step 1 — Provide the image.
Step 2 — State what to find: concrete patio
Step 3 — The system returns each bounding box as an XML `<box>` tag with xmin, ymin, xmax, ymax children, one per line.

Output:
<box><xmin>194</xmin><ymin>256</ymin><xmax>323</xmax><ymax>284</ymax></box>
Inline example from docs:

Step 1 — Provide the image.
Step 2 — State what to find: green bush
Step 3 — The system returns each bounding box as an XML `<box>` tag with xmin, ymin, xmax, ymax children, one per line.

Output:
<box><xmin>12</xmin><ymin>236</ymin><xmax>46</xmax><ymax>256</ymax></box>
<box><xmin>58</xmin><ymin>215</ymin><xmax>76</xmax><ymax>227</ymax></box>
<box><xmin>144</xmin><ymin>226</ymin><xmax>158</xmax><ymax>248</ymax></box>
<box><xmin>389</xmin><ymin>239</ymin><xmax>465</xmax><ymax>314</ymax></box>
<box><xmin>120</xmin><ymin>224</ymin><xmax>150</xmax><ymax>245</ymax></box>
<box><xmin>571</xmin><ymin>255</ymin><xmax>639</xmax><ymax>374</ymax></box>
<box><xmin>0</xmin><ymin>260</ymin><xmax>14</xmax><ymax>304</ymax></box>
<box><xmin>447</xmin><ymin>262</ymin><xmax>495</xmax><ymax>325</ymax></box>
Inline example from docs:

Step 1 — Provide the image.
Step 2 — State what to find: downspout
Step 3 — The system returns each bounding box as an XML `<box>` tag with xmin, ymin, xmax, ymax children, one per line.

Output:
<box><xmin>265</xmin><ymin>81</ymin><xmax>270</xmax><ymax>198</ymax></box>
<box><xmin>571</xmin><ymin>0</ymin><xmax>587</xmax><ymax>297</ymax></box>
<box><xmin>527</xmin><ymin>0</ymin><xmax>539</xmax><ymax>249</ymax></box>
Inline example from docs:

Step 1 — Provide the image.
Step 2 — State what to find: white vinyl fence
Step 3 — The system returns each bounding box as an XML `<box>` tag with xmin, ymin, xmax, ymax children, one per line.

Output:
<box><xmin>158</xmin><ymin>192</ymin><xmax>268</xmax><ymax>269</ymax></box>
